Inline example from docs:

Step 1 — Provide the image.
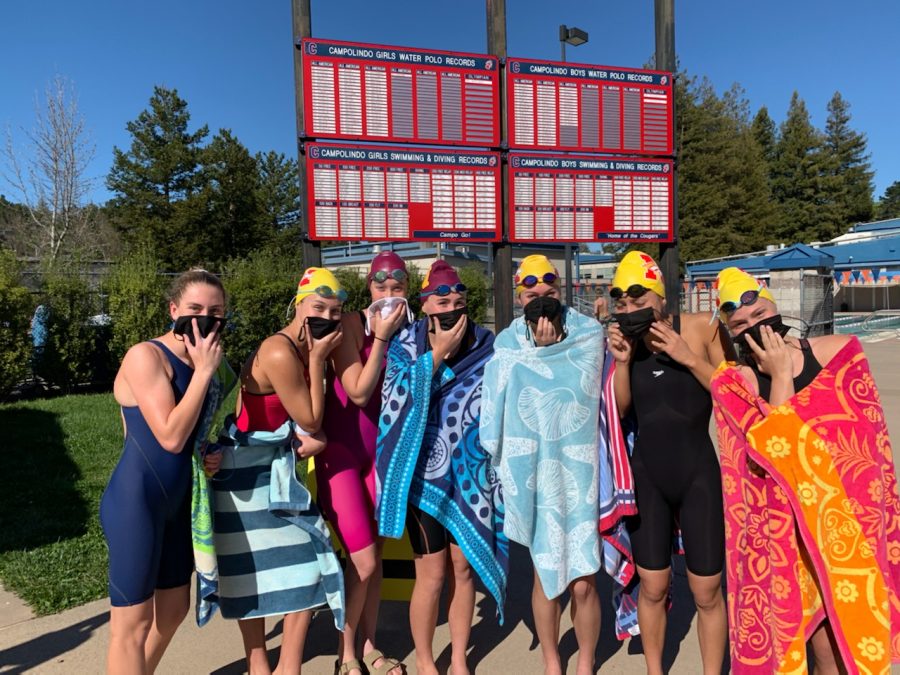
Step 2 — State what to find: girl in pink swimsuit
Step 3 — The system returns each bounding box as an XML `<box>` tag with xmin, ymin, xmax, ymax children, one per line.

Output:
<box><xmin>320</xmin><ymin>251</ymin><xmax>409</xmax><ymax>675</ymax></box>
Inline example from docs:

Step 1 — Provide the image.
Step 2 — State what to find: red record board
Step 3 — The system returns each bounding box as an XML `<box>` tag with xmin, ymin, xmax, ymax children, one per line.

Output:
<box><xmin>307</xmin><ymin>144</ymin><xmax>501</xmax><ymax>242</ymax></box>
<box><xmin>302</xmin><ymin>39</ymin><xmax>500</xmax><ymax>147</ymax></box>
<box><xmin>507</xmin><ymin>58</ymin><xmax>673</xmax><ymax>156</ymax></box>
<box><xmin>509</xmin><ymin>154</ymin><xmax>673</xmax><ymax>243</ymax></box>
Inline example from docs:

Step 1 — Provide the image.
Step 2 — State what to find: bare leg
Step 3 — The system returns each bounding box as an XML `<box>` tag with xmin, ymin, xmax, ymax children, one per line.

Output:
<box><xmin>144</xmin><ymin>585</ymin><xmax>189</xmax><ymax>673</ymax></box>
<box><xmin>810</xmin><ymin>621</ymin><xmax>843</xmax><ymax>675</ymax></box>
<box><xmin>338</xmin><ymin>543</ymin><xmax>377</xmax><ymax>674</ymax></box>
<box><xmin>686</xmin><ymin>571</ymin><xmax>726</xmax><ymax>675</ymax></box>
<box><xmin>634</xmin><ymin>565</ymin><xmax>671</xmax><ymax>675</ymax></box>
<box><xmin>409</xmin><ymin>550</ymin><xmax>447</xmax><ymax>675</ymax></box>
<box><xmin>275</xmin><ymin>610</ymin><xmax>312</xmax><ymax>675</ymax></box>
<box><xmin>239</xmin><ymin>617</ymin><xmax>272</xmax><ymax>675</ymax></box>
<box><xmin>531</xmin><ymin>569</ymin><xmax>563</xmax><ymax>675</ymax></box>
<box><xmin>447</xmin><ymin>544</ymin><xmax>475</xmax><ymax>675</ymax></box>
<box><xmin>107</xmin><ymin>599</ymin><xmax>154</xmax><ymax>675</ymax></box>
<box><xmin>568</xmin><ymin>576</ymin><xmax>600</xmax><ymax>675</ymax></box>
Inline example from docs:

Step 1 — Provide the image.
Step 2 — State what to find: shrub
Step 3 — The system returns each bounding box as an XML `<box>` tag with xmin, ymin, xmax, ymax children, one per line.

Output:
<box><xmin>334</xmin><ymin>267</ymin><xmax>369</xmax><ymax>313</ymax></box>
<box><xmin>0</xmin><ymin>249</ymin><xmax>33</xmax><ymax>395</ymax></box>
<box><xmin>37</xmin><ymin>266</ymin><xmax>107</xmax><ymax>391</ymax></box>
<box><xmin>458</xmin><ymin>264</ymin><xmax>489</xmax><ymax>325</ymax></box>
<box><xmin>222</xmin><ymin>247</ymin><xmax>298</xmax><ymax>370</ymax></box>
<box><xmin>105</xmin><ymin>246</ymin><xmax>169</xmax><ymax>363</ymax></box>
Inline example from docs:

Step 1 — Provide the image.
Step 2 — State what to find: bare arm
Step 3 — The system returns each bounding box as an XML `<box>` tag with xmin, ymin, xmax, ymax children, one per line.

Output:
<box><xmin>333</xmin><ymin>306</ymin><xmax>405</xmax><ymax>407</ymax></box>
<box><xmin>262</xmin><ymin>330</ymin><xmax>342</xmax><ymax>433</ymax></box>
<box><xmin>607</xmin><ymin>323</ymin><xmax>633</xmax><ymax>417</ymax></box>
<box><xmin>120</xmin><ymin>328</ymin><xmax>222</xmax><ymax>453</ymax></box>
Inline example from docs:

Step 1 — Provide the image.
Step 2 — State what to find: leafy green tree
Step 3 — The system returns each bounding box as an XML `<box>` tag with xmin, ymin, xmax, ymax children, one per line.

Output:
<box><xmin>105</xmin><ymin>246</ymin><xmax>168</xmax><ymax>362</ymax></box>
<box><xmin>106</xmin><ymin>86</ymin><xmax>209</xmax><ymax>269</ymax></box>
<box><xmin>0</xmin><ymin>248</ymin><xmax>33</xmax><ymax>394</ymax></box>
<box><xmin>204</xmin><ymin>130</ymin><xmax>271</xmax><ymax>262</ymax></box>
<box><xmin>257</xmin><ymin>151</ymin><xmax>303</xmax><ymax>257</ymax></box>
<box><xmin>771</xmin><ymin>92</ymin><xmax>824</xmax><ymax>243</ymax></box>
<box><xmin>334</xmin><ymin>267</ymin><xmax>369</xmax><ymax>313</ymax></box>
<box><xmin>222</xmin><ymin>246</ymin><xmax>299</xmax><ymax>370</ymax></box>
<box><xmin>674</xmin><ymin>76</ymin><xmax>776</xmax><ymax>261</ymax></box>
<box><xmin>458</xmin><ymin>264</ymin><xmax>489</xmax><ymax>325</ymax></box>
<box><xmin>820</xmin><ymin>92</ymin><xmax>874</xmax><ymax>233</ymax></box>
<box><xmin>876</xmin><ymin>181</ymin><xmax>900</xmax><ymax>220</ymax></box>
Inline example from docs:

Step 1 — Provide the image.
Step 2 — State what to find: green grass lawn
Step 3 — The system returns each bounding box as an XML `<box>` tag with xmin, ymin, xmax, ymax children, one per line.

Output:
<box><xmin>0</xmin><ymin>387</ymin><xmax>240</xmax><ymax>615</ymax></box>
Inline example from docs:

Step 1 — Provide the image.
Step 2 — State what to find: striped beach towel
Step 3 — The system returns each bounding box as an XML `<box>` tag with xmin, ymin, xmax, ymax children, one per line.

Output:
<box><xmin>210</xmin><ymin>418</ymin><xmax>345</xmax><ymax>627</ymax></box>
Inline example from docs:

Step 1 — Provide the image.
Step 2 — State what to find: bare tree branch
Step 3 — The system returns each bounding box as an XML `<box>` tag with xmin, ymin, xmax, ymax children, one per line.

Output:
<box><xmin>1</xmin><ymin>75</ymin><xmax>100</xmax><ymax>263</ymax></box>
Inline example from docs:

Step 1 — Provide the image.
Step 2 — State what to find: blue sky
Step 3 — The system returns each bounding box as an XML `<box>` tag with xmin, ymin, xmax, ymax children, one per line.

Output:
<box><xmin>2</xmin><ymin>0</ymin><xmax>898</xmax><ymax>206</ymax></box>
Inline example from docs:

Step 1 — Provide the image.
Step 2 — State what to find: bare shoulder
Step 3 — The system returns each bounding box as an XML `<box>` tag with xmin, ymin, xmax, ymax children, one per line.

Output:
<box><xmin>115</xmin><ymin>340</ymin><xmax>170</xmax><ymax>405</ymax></box>
<box><xmin>808</xmin><ymin>333</ymin><xmax>853</xmax><ymax>366</ymax></box>
<box><xmin>259</xmin><ymin>333</ymin><xmax>300</xmax><ymax>365</ymax></box>
<box><xmin>120</xmin><ymin>340</ymin><xmax>168</xmax><ymax>375</ymax></box>
<box><xmin>681</xmin><ymin>311</ymin><xmax>719</xmax><ymax>339</ymax></box>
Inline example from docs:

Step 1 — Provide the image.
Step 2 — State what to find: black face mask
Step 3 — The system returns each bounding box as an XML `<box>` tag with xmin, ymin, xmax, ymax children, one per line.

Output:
<box><xmin>612</xmin><ymin>307</ymin><xmax>656</xmax><ymax>340</ymax></box>
<box><xmin>733</xmin><ymin>314</ymin><xmax>790</xmax><ymax>353</ymax></box>
<box><xmin>430</xmin><ymin>306</ymin><xmax>468</xmax><ymax>332</ymax></box>
<box><xmin>173</xmin><ymin>315</ymin><xmax>225</xmax><ymax>345</ymax></box>
<box><xmin>305</xmin><ymin>316</ymin><xmax>341</xmax><ymax>340</ymax></box>
<box><xmin>523</xmin><ymin>296</ymin><xmax>563</xmax><ymax>324</ymax></box>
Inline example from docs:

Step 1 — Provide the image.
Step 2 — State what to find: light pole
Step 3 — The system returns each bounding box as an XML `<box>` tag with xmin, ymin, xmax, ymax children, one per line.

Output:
<box><xmin>559</xmin><ymin>24</ymin><xmax>588</xmax><ymax>307</ymax></box>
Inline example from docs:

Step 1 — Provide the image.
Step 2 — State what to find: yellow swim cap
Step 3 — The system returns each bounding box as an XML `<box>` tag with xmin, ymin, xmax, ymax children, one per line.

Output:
<box><xmin>295</xmin><ymin>267</ymin><xmax>346</xmax><ymax>305</ymax></box>
<box><xmin>611</xmin><ymin>251</ymin><xmax>665</xmax><ymax>299</ymax></box>
<box><xmin>714</xmin><ymin>267</ymin><xmax>774</xmax><ymax>317</ymax></box>
<box><xmin>514</xmin><ymin>255</ymin><xmax>560</xmax><ymax>293</ymax></box>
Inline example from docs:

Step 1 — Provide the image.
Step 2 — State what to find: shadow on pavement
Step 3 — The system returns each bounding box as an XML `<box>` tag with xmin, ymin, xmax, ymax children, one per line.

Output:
<box><xmin>0</xmin><ymin>611</ymin><xmax>108</xmax><ymax>674</ymax></box>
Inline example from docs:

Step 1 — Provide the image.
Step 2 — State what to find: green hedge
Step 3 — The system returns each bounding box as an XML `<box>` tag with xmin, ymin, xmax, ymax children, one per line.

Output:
<box><xmin>0</xmin><ymin>249</ymin><xmax>33</xmax><ymax>395</ymax></box>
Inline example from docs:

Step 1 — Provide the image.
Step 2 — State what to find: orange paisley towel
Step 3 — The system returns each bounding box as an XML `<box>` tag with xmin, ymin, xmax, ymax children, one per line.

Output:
<box><xmin>712</xmin><ymin>336</ymin><xmax>900</xmax><ymax>674</ymax></box>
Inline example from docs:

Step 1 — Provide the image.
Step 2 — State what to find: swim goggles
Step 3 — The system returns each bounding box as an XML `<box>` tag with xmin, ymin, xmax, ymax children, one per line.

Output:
<box><xmin>309</xmin><ymin>285</ymin><xmax>348</xmax><ymax>302</ymax></box>
<box><xmin>421</xmin><ymin>283</ymin><xmax>467</xmax><ymax>297</ymax></box>
<box><xmin>609</xmin><ymin>284</ymin><xmax>650</xmax><ymax>300</ymax></box>
<box><xmin>370</xmin><ymin>268</ymin><xmax>408</xmax><ymax>283</ymax></box>
<box><xmin>520</xmin><ymin>272</ymin><xmax>558</xmax><ymax>288</ymax></box>
<box><xmin>718</xmin><ymin>285</ymin><xmax>764</xmax><ymax>314</ymax></box>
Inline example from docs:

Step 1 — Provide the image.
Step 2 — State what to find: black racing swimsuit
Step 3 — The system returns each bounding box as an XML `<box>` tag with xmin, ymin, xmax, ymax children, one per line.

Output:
<box><xmin>626</xmin><ymin>316</ymin><xmax>725</xmax><ymax>576</ymax></box>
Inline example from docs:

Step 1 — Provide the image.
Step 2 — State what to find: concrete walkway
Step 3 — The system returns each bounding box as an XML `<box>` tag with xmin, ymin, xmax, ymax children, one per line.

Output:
<box><xmin>2</xmin><ymin>338</ymin><xmax>900</xmax><ymax>674</ymax></box>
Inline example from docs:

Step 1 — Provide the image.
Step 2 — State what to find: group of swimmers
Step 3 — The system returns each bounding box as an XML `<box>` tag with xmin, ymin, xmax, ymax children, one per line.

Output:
<box><xmin>100</xmin><ymin>249</ymin><xmax>900</xmax><ymax>674</ymax></box>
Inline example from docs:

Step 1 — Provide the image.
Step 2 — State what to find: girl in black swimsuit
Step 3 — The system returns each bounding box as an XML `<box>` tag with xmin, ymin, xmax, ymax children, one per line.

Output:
<box><xmin>607</xmin><ymin>251</ymin><xmax>731</xmax><ymax>675</ymax></box>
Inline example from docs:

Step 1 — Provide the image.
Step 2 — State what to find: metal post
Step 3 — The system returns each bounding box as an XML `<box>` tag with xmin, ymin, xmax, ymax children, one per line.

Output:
<box><xmin>655</xmin><ymin>0</ymin><xmax>678</xmax><ymax>315</ymax></box>
<box><xmin>559</xmin><ymin>25</ymin><xmax>574</xmax><ymax>306</ymax></box>
<box><xmin>488</xmin><ymin>0</ymin><xmax>513</xmax><ymax>329</ymax></box>
<box><xmin>292</xmin><ymin>0</ymin><xmax>321</xmax><ymax>267</ymax></box>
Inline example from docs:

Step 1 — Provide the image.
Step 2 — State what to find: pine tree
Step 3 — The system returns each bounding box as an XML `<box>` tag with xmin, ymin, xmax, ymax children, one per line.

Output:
<box><xmin>106</xmin><ymin>86</ymin><xmax>209</xmax><ymax>270</ymax></box>
<box><xmin>203</xmin><ymin>129</ymin><xmax>270</xmax><ymax>263</ymax></box>
<box><xmin>751</xmin><ymin>106</ymin><xmax>777</xmax><ymax>166</ymax></box>
<box><xmin>675</xmin><ymin>77</ymin><xmax>776</xmax><ymax>262</ymax></box>
<box><xmin>822</xmin><ymin>92</ymin><xmax>874</xmax><ymax>232</ymax></box>
<box><xmin>877</xmin><ymin>181</ymin><xmax>900</xmax><ymax>220</ymax></box>
<box><xmin>771</xmin><ymin>92</ymin><xmax>824</xmax><ymax>243</ymax></box>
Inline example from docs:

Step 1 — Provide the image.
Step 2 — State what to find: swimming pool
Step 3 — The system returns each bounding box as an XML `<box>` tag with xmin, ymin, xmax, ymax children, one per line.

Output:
<box><xmin>835</xmin><ymin>313</ymin><xmax>900</xmax><ymax>334</ymax></box>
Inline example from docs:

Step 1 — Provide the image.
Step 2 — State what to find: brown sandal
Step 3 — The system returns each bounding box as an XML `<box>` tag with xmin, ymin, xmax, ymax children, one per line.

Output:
<box><xmin>363</xmin><ymin>649</ymin><xmax>405</xmax><ymax>675</ymax></box>
<box><xmin>335</xmin><ymin>658</ymin><xmax>366</xmax><ymax>675</ymax></box>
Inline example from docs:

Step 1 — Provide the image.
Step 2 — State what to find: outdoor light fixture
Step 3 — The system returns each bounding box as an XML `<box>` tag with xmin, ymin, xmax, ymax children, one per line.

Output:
<box><xmin>560</xmin><ymin>25</ymin><xmax>589</xmax><ymax>47</ymax></box>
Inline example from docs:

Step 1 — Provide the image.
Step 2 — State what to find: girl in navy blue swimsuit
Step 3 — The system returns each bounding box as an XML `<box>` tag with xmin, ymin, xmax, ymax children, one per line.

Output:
<box><xmin>100</xmin><ymin>269</ymin><xmax>225</xmax><ymax>674</ymax></box>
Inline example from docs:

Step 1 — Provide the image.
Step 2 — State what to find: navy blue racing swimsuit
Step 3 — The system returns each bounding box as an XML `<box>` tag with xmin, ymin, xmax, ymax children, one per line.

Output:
<box><xmin>100</xmin><ymin>340</ymin><xmax>202</xmax><ymax>606</ymax></box>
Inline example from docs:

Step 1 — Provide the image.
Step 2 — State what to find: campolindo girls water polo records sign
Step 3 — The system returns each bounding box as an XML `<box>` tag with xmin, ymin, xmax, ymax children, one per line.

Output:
<box><xmin>306</xmin><ymin>144</ymin><xmax>501</xmax><ymax>242</ymax></box>
<box><xmin>508</xmin><ymin>154</ymin><xmax>674</xmax><ymax>242</ymax></box>
<box><xmin>506</xmin><ymin>58</ymin><xmax>672</xmax><ymax>156</ymax></box>
<box><xmin>302</xmin><ymin>38</ymin><xmax>500</xmax><ymax>147</ymax></box>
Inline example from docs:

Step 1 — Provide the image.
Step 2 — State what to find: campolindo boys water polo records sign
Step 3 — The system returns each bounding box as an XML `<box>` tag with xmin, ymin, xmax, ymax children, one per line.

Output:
<box><xmin>307</xmin><ymin>144</ymin><xmax>501</xmax><ymax>242</ymax></box>
<box><xmin>302</xmin><ymin>38</ymin><xmax>500</xmax><ymax>147</ymax></box>
<box><xmin>508</xmin><ymin>154</ymin><xmax>674</xmax><ymax>243</ymax></box>
<box><xmin>506</xmin><ymin>58</ymin><xmax>672</xmax><ymax>156</ymax></box>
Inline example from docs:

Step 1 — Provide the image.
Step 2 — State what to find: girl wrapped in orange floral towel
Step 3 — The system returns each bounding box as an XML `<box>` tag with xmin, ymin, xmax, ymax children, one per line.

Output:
<box><xmin>711</xmin><ymin>266</ymin><xmax>900</xmax><ymax>675</ymax></box>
